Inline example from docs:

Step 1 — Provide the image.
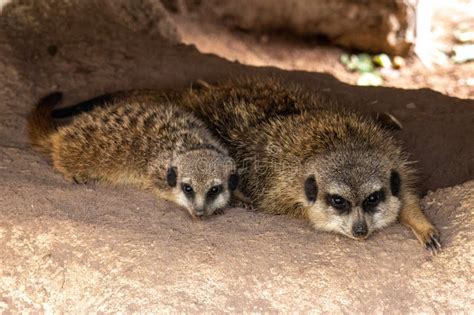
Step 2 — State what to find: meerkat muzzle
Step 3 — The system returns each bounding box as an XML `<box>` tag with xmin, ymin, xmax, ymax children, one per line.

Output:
<box><xmin>352</xmin><ymin>221</ymin><xmax>368</xmax><ymax>239</ymax></box>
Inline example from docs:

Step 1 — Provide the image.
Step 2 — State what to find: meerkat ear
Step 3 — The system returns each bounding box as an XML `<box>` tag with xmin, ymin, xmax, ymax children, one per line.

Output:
<box><xmin>166</xmin><ymin>166</ymin><xmax>178</xmax><ymax>187</ymax></box>
<box><xmin>228</xmin><ymin>173</ymin><xmax>239</xmax><ymax>191</ymax></box>
<box><xmin>390</xmin><ymin>170</ymin><xmax>401</xmax><ymax>197</ymax></box>
<box><xmin>304</xmin><ymin>175</ymin><xmax>318</xmax><ymax>203</ymax></box>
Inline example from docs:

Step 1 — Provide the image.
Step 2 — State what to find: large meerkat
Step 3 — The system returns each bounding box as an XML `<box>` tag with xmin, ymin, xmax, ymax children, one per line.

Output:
<box><xmin>28</xmin><ymin>92</ymin><xmax>239</xmax><ymax>218</ymax></box>
<box><xmin>177</xmin><ymin>78</ymin><xmax>441</xmax><ymax>252</ymax></box>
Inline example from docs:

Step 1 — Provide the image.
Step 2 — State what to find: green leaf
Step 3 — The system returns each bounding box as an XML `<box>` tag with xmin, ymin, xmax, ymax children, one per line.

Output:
<box><xmin>373</xmin><ymin>54</ymin><xmax>392</xmax><ymax>68</ymax></box>
<box><xmin>356</xmin><ymin>53</ymin><xmax>374</xmax><ymax>72</ymax></box>
<box><xmin>357</xmin><ymin>72</ymin><xmax>383</xmax><ymax>86</ymax></box>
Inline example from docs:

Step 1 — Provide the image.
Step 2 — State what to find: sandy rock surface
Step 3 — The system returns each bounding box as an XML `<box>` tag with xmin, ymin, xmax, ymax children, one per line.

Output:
<box><xmin>173</xmin><ymin>0</ymin><xmax>416</xmax><ymax>55</ymax></box>
<box><xmin>0</xmin><ymin>0</ymin><xmax>473</xmax><ymax>312</ymax></box>
<box><xmin>1</xmin><ymin>164</ymin><xmax>473</xmax><ymax>312</ymax></box>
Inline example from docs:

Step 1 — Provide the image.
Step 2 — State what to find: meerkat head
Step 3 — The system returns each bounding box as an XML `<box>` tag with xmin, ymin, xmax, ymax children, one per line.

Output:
<box><xmin>301</xmin><ymin>149</ymin><xmax>404</xmax><ymax>240</ymax></box>
<box><xmin>164</xmin><ymin>149</ymin><xmax>238</xmax><ymax>218</ymax></box>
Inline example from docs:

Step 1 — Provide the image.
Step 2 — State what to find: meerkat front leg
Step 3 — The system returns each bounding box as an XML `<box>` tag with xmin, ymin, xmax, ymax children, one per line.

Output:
<box><xmin>399</xmin><ymin>192</ymin><xmax>441</xmax><ymax>253</ymax></box>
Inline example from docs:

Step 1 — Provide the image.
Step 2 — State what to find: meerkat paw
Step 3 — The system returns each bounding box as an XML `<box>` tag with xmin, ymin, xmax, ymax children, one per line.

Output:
<box><xmin>242</xmin><ymin>203</ymin><xmax>255</xmax><ymax>211</ymax></box>
<box><xmin>399</xmin><ymin>197</ymin><xmax>442</xmax><ymax>254</ymax></box>
<box><xmin>414</xmin><ymin>227</ymin><xmax>441</xmax><ymax>254</ymax></box>
<box><xmin>72</xmin><ymin>176</ymin><xmax>88</xmax><ymax>185</ymax></box>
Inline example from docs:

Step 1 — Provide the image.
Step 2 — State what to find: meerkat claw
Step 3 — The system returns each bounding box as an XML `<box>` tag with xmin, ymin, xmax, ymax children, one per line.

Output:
<box><xmin>72</xmin><ymin>176</ymin><xmax>87</xmax><ymax>185</ymax></box>
<box><xmin>425</xmin><ymin>233</ymin><xmax>441</xmax><ymax>254</ymax></box>
<box><xmin>214</xmin><ymin>209</ymin><xmax>225</xmax><ymax>216</ymax></box>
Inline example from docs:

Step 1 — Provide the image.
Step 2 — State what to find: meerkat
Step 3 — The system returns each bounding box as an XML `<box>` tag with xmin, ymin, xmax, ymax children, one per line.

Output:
<box><xmin>28</xmin><ymin>92</ymin><xmax>239</xmax><ymax>218</ymax></box>
<box><xmin>176</xmin><ymin>78</ymin><xmax>441</xmax><ymax>252</ymax></box>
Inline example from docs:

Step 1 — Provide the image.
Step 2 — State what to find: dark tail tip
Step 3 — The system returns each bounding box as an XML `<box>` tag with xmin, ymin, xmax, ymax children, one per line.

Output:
<box><xmin>51</xmin><ymin>93</ymin><xmax>113</xmax><ymax>119</ymax></box>
<box><xmin>38</xmin><ymin>92</ymin><xmax>63</xmax><ymax>107</ymax></box>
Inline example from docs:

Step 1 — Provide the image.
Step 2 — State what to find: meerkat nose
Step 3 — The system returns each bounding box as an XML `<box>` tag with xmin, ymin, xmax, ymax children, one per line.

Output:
<box><xmin>195</xmin><ymin>208</ymin><xmax>205</xmax><ymax>217</ymax></box>
<box><xmin>352</xmin><ymin>221</ymin><xmax>368</xmax><ymax>238</ymax></box>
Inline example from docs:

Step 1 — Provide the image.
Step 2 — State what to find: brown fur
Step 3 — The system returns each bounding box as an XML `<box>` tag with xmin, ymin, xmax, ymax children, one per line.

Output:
<box><xmin>177</xmin><ymin>78</ymin><xmax>440</xmax><ymax>251</ymax></box>
<box><xmin>28</xmin><ymin>92</ymin><xmax>237</xmax><ymax>218</ymax></box>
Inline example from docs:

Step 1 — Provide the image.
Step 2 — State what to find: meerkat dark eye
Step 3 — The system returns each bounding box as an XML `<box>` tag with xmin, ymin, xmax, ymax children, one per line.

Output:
<box><xmin>366</xmin><ymin>190</ymin><xmax>385</xmax><ymax>206</ymax></box>
<box><xmin>181</xmin><ymin>183</ymin><xmax>194</xmax><ymax>196</ymax></box>
<box><xmin>208</xmin><ymin>185</ymin><xmax>222</xmax><ymax>196</ymax></box>
<box><xmin>207</xmin><ymin>185</ymin><xmax>223</xmax><ymax>199</ymax></box>
<box><xmin>363</xmin><ymin>190</ymin><xmax>385</xmax><ymax>213</ymax></box>
<box><xmin>331</xmin><ymin>195</ymin><xmax>345</xmax><ymax>206</ymax></box>
<box><xmin>328</xmin><ymin>194</ymin><xmax>350</xmax><ymax>213</ymax></box>
<box><xmin>365</xmin><ymin>192</ymin><xmax>380</xmax><ymax>205</ymax></box>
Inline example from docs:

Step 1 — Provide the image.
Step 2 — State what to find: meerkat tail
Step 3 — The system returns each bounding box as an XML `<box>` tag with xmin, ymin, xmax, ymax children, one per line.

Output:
<box><xmin>28</xmin><ymin>92</ymin><xmax>63</xmax><ymax>155</ymax></box>
<box><xmin>51</xmin><ymin>94</ymin><xmax>113</xmax><ymax>119</ymax></box>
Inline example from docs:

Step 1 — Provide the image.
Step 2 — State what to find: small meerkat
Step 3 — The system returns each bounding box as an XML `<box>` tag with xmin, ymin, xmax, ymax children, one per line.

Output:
<box><xmin>178</xmin><ymin>78</ymin><xmax>441</xmax><ymax>252</ymax></box>
<box><xmin>28</xmin><ymin>92</ymin><xmax>239</xmax><ymax>218</ymax></box>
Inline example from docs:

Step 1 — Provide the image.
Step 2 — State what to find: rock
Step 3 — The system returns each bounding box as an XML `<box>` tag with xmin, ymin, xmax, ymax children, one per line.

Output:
<box><xmin>0</xmin><ymin>0</ymin><xmax>473</xmax><ymax>312</ymax></box>
<box><xmin>174</xmin><ymin>0</ymin><xmax>419</xmax><ymax>56</ymax></box>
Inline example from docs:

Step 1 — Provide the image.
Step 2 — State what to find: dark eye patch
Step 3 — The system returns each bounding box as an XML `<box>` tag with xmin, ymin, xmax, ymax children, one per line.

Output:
<box><xmin>207</xmin><ymin>184</ymin><xmax>223</xmax><ymax>200</ymax></box>
<box><xmin>327</xmin><ymin>194</ymin><xmax>351</xmax><ymax>214</ymax></box>
<box><xmin>181</xmin><ymin>183</ymin><xmax>194</xmax><ymax>199</ymax></box>
<box><xmin>363</xmin><ymin>190</ymin><xmax>385</xmax><ymax>214</ymax></box>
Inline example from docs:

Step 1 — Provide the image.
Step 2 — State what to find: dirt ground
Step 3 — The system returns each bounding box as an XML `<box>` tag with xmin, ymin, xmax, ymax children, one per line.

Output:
<box><xmin>175</xmin><ymin>0</ymin><xmax>474</xmax><ymax>99</ymax></box>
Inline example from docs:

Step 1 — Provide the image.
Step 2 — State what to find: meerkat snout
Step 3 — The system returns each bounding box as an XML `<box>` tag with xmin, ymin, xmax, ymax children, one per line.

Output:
<box><xmin>352</xmin><ymin>220</ymin><xmax>368</xmax><ymax>239</ymax></box>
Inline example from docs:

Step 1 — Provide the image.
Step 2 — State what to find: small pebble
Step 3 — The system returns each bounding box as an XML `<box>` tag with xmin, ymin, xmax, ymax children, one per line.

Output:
<box><xmin>259</xmin><ymin>35</ymin><xmax>269</xmax><ymax>44</ymax></box>
<box><xmin>406</xmin><ymin>102</ymin><xmax>416</xmax><ymax>109</ymax></box>
<box><xmin>393</xmin><ymin>56</ymin><xmax>406</xmax><ymax>69</ymax></box>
